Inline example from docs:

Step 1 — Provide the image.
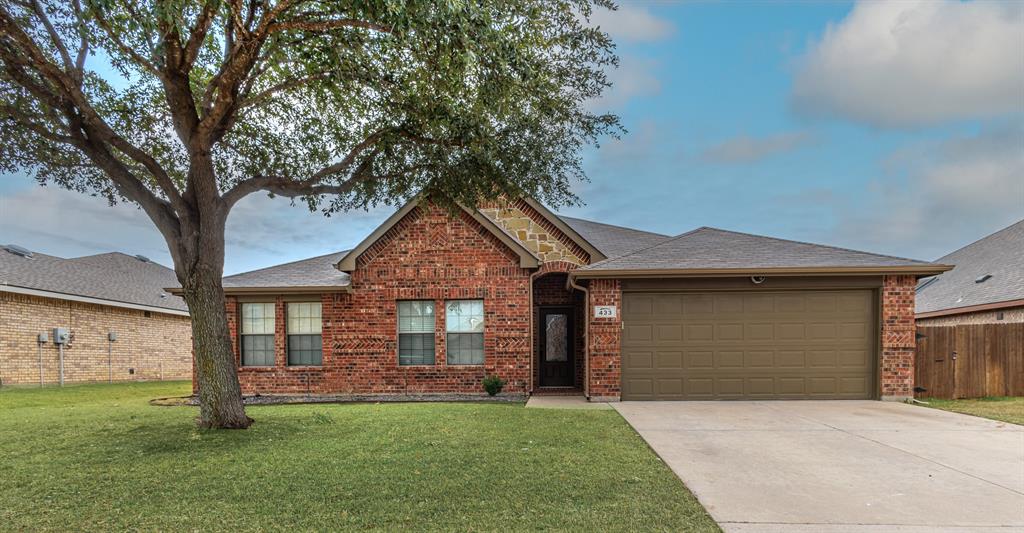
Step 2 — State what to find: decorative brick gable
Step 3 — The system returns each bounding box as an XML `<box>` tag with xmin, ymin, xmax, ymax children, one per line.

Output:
<box><xmin>479</xmin><ymin>198</ymin><xmax>589</xmax><ymax>265</ymax></box>
<box><xmin>229</xmin><ymin>203</ymin><xmax>532</xmax><ymax>395</ymax></box>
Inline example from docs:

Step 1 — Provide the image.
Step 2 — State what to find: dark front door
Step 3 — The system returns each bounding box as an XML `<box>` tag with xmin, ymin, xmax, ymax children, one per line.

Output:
<box><xmin>539</xmin><ymin>308</ymin><xmax>574</xmax><ymax>387</ymax></box>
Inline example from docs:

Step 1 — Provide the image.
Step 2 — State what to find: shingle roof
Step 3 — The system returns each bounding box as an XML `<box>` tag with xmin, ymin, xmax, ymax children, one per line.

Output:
<box><xmin>557</xmin><ymin>216</ymin><xmax>672</xmax><ymax>258</ymax></box>
<box><xmin>578</xmin><ymin>226</ymin><xmax>944</xmax><ymax>273</ymax></box>
<box><xmin>222</xmin><ymin>251</ymin><xmax>350</xmax><ymax>289</ymax></box>
<box><xmin>916</xmin><ymin>219</ymin><xmax>1024</xmax><ymax>314</ymax></box>
<box><xmin>0</xmin><ymin>248</ymin><xmax>188</xmax><ymax>313</ymax></box>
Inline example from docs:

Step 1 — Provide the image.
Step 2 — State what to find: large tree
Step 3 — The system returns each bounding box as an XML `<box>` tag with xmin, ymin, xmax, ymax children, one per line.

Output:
<box><xmin>0</xmin><ymin>0</ymin><xmax>619</xmax><ymax>427</ymax></box>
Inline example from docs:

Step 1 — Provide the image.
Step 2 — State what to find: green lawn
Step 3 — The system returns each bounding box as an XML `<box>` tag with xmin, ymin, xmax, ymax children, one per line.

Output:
<box><xmin>0</xmin><ymin>382</ymin><xmax>717</xmax><ymax>532</ymax></box>
<box><xmin>920</xmin><ymin>396</ymin><xmax>1024</xmax><ymax>425</ymax></box>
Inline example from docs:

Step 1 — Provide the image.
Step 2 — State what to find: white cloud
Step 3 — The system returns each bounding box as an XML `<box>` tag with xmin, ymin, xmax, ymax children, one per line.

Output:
<box><xmin>700</xmin><ymin>131</ymin><xmax>818</xmax><ymax>164</ymax></box>
<box><xmin>829</xmin><ymin>125</ymin><xmax>1024</xmax><ymax>259</ymax></box>
<box><xmin>589</xmin><ymin>4</ymin><xmax>675</xmax><ymax>43</ymax></box>
<box><xmin>591</xmin><ymin>55</ymin><xmax>662</xmax><ymax>109</ymax></box>
<box><xmin>0</xmin><ymin>184</ymin><xmax>391</xmax><ymax>275</ymax></box>
<box><xmin>792</xmin><ymin>0</ymin><xmax>1024</xmax><ymax>128</ymax></box>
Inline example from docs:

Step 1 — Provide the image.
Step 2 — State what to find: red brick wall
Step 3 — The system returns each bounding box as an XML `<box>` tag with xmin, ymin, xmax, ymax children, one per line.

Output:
<box><xmin>587</xmin><ymin>279</ymin><xmax>621</xmax><ymax>400</ymax></box>
<box><xmin>881</xmin><ymin>274</ymin><xmax>917</xmax><ymax>399</ymax></box>
<box><xmin>226</xmin><ymin>203</ymin><xmax>532</xmax><ymax>395</ymax></box>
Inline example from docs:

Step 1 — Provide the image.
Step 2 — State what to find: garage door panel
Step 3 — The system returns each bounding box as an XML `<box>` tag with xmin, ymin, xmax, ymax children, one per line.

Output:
<box><xmin>656</xmin><ymin>351</ymin><xmax>684</xmax><ymax>369</ymax></box>
<box><xmin>717</xmin><ymin>323</ymin><xmax>744</xmax><ymax>340</ymax></box>
<box><xmin>622</xmin><ymin>290</ymin><xmax>876</xmax><ymax>400</ymax></box>
<box><xmin>624</xmin><ymin>350</ymin><xmax>653</xmax><ymax>370</ymax></box>
<box><xmin>715</xmin><ymin>350</ymin><xmax>743</xmax><ymax>368</ymax></box>
<box><xmin>687</xmin><ymin>351</ymin><xmax>714</xmax><ymax>369</ymax></box>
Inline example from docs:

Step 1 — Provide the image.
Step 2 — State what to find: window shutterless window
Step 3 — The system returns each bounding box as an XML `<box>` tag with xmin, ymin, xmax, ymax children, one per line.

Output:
<box><xmin>446</xmin><ymin>300</ymin><xmax>484</xmax><ymax>365</ymax></box>
<box><xmin>240</xmin><ymin>302</ymin><xmax>275</xmax><ymax>366</ymax></box>
<box><xmin>287</xmin><ymin>302</ymin><xmax>322</xmax><ymax>366</ymax></box>
<box><xmin>397</xmin><ymin>300</ymin><xmax>435</xmax><ymax>365</ymax></box>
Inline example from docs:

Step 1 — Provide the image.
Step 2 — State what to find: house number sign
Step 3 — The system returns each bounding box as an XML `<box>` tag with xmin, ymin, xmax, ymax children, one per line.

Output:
<box><xmin>594</xmin><ymin>305</ymin><xmax>617</xmax><ymax>318</ymax></box>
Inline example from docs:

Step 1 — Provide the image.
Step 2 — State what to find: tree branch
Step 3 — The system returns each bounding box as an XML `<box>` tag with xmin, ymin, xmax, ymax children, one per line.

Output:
<box><xmin>237</xmin><ymin>70</ymin><xmax>332</xmax><ymax>109</ymax></box>
<box><xmin>0</xmin><ymin>103</ymin><xmax>73</xmax><ymax>142</ymax></box>
<box><xmin>89</xmin><ymin>4</ymin><xmax>161</xmax><ymax>77</ymax></box>
<box><xmin>222</xmin><ymin>128</ymin><xmax>389</xmax><ymax>207</ymax></box>
<box><xmin>267</xmin><ymin>18</ymin><xmax>393</xmax><ymax>34</ymax></box>
<box><xmin>181</xmin><ymin>0</ymin><xmax>220</xmax><ymax>69</ymax></box>
<box><xmin>27</xmin><ymin>0</ymin><xmax>74</xmax><ymax>73</ymax></box>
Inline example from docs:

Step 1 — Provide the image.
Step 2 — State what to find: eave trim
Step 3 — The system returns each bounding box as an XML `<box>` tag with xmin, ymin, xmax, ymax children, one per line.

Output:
<box><xmin>570</xmin><ymin>265</ymin><xmax>953</xmax><ymax>279</ymax></box>
<box><xmin>166</xmin><ymin>285</ymin><xmax>352</xmax><ymax>296</ymax></box>
<box><xmin>915</xmin><ymin>298</ymin><xmax>1024</xmax><ymax>319</ymax></box>
<box><xmin>1</xmin><ymin>285</ymin><xmax>190</xmax><ymax>317</ymax></box>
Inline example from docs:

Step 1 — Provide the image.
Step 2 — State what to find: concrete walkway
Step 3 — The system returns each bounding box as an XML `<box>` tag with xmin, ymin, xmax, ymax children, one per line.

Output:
<box><xmin>524</xmin><ymin>395</ymin><xmax>612</xmax><ymax>410</ymax></box>
<box><xmin>614</xmin><ymin>401</ymin><xmax>1024</xmax><ymax>532</ymax></box>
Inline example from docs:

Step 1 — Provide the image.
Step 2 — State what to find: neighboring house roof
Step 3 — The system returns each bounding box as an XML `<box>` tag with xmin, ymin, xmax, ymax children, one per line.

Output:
<box><xmin>0</xmin><ymin>247</ymin><xmax>188</xmax><ymax>315</ymax></box>
<box><xmin>573</xmin><ymin>226</ymin><xmax>949</xmax><ymax>277</ymax></box>
<box><xmin>916</xmin><ymin>219</ymin><xmax>1024</xmax><ymax>317</ymax></box>
<box><xmin>558</xmin><ymin>216</ymin><xmax>672</xmax><ymax>258</ymax></box>
<box><xmin>222</xmin><ymin>251</ymin><xmax>351</xmax><ymax>293</ymax></box>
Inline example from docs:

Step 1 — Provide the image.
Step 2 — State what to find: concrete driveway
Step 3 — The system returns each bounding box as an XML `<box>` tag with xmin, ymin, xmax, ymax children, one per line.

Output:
<box><xmin>614</xmin><ymin>401</ymin><xmax>1024</xmax><ymax>532</ymax></box>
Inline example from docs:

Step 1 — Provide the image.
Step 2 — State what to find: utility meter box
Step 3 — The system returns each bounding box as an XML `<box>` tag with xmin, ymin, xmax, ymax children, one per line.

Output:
<box><xmin>108</xmin><ymin>331</ymin><xmax>117</xmax><ymax>342</ymax></box>
<box><xmin>52</xmin><ymin>328</ymin><xmax>70</xmax><ymax>345</ymax></box>
<box><xmin>37</xmin><ymin>331</ymin><xmax>49</xmax><ymax>344</ymax></box>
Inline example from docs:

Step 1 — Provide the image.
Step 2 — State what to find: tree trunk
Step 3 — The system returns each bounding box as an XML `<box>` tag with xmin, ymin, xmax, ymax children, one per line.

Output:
<box><xmin>177</xmin><ymin>154</ymin><xmax>252</xmax><ymax>429</ymax></box>
<box><xmin>181</xmin><ymin>263</ymin><xmax>252</xmax><ymax>429</ymax></box>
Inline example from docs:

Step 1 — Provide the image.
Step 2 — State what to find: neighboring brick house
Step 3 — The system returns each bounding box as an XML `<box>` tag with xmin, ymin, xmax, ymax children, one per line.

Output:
<box><xmin>0</xmin><ymin>247</ymin><xmax>191</xmax><ymax>385</ymax></box>
<box><xmin>916</xmin><ymin>219</ymin><xmax>1024</xmax><ymax>326</ymax></box>
<box><xmin>197</xmin><ymin>195</ymin><xmax>948</xmax><ymax>402</ymax></box>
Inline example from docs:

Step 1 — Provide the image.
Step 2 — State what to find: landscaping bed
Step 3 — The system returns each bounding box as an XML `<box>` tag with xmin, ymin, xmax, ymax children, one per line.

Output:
<box><xmin>153</xmin><ymin>391</ymin><xmax>528</xmax><ymax>406</ymax></box>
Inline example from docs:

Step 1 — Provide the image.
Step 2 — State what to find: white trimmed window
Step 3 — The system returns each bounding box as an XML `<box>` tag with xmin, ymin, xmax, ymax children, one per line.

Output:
<box><xmin>398</xmin><ymin>300</ymin><xmax>435</xmax><ymax>365</ymax></box>
<box><xmin>287</xmin><ymin>302</ymin><xmax>322</xmax><ymax>366</ymax></box>
<box><xmin>445</xmin><ymin>300</ymin><xmax>484</xmax><ymax>365</ymax></box>
<box><xmin>240</xmin><ymin>302</ymin><xmax>275</xmax><ymax>366</ymax></box>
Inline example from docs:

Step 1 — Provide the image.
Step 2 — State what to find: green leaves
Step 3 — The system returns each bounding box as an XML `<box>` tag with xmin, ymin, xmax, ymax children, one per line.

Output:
<box><xmin>1</xmin><ymin>0</ymin><xmax>621</xmax><ymax>215</ymax></box>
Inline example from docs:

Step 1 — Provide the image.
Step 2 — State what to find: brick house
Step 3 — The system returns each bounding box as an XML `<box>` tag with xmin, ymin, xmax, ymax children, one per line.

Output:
<box><xmin>201</xmin><ymin>196</ymin><xmax>949</xmax><ymax>401</ymax></box>
<box><xmin>0</xmin><ymin>248</ymin><xmax>191</xmax><ymax>385</ymax></box>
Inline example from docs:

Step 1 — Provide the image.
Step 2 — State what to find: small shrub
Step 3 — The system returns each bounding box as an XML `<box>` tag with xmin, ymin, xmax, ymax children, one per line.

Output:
<box><xmin>482</xmin><ymin>375</ymin><xmax>506</xmax><ymax>396</ymax></box>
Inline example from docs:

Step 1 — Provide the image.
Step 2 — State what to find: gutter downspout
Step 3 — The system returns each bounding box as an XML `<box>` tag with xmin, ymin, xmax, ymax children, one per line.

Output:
<box><xmin>567</xmin><ymin>274</ymin><xmax>590</xmax><ymax>400</ymax></box>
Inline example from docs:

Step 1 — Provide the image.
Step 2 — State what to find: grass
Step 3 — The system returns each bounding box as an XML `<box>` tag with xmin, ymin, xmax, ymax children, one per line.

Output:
<box><xmin>920</xmin><ymin>396</ymin><xmax>1024</xmax><ymax>425</ymax></box>
<box><xmin>0</xmin><ymin>381</ymin><xmax>717</xmax><ymax>532</ymax></box>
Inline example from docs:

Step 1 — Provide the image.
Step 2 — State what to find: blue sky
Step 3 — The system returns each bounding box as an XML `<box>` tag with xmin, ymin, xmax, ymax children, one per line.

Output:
<box><xmin>1</xmin><ymin>0</ymin><xmax>1022</xmax><ymax>274</ymax></box>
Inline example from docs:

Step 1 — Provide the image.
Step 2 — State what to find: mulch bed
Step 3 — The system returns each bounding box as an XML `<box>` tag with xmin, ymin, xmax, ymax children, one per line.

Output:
<box><xmin>151</xmin><ymin>392</ymin><xmax>527</xmax><ymax>407</ymax></box>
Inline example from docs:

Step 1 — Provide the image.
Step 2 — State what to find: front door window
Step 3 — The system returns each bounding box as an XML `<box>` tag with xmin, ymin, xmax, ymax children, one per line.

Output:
<box><xmin>539</xmin><ymin>308</ymin><xmax>574</xmax><ymax>387</ymax></box>
<box><xmin>545</xmin><ymin>314</ymin><xmax>568</xmax><ymax>362</ymax></box>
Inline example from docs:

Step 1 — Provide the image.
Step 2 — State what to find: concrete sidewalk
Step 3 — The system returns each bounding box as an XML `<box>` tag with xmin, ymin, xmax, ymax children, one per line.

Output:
<box><xmin>614</xmin><ymin>400</ymin><xmax>1024</xmax><ymax>532</ymax></box>
<box><xmin>524</xmin><ymin>395</ymin><xmax>612</xmax><ymax>409</ymax></box>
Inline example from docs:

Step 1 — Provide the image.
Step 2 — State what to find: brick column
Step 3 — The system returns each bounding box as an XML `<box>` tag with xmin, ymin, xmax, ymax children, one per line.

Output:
<box><xmin>587</xmin><ymin>279</ymin><xmax>621</xmax><ymax>401</ymax></box>
<box><xmin>881</xmin><ymin>275</ymin><xmax>916</xmax><ymax>400</ymax></box>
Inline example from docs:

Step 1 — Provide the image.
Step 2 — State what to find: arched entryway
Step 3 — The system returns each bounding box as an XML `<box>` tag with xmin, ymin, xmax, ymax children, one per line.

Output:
<box><xmin>532</xmin><ymin>272</ymin><xmax>585</xmax><ymax>392</ymax></box>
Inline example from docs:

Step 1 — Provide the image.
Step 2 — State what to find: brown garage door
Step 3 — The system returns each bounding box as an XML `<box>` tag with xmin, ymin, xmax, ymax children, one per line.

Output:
<box><xmin>622</xmin><ymin>290</ymin><xmax>876</xmax><ymax>400</ymax></box>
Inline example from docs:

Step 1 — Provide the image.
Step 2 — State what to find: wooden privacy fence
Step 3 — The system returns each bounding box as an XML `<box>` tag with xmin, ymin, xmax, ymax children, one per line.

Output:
<box><xmin>915</xmin><ymin>323</ymin><xmax>1024</xmax><ymax>399</ymax></box>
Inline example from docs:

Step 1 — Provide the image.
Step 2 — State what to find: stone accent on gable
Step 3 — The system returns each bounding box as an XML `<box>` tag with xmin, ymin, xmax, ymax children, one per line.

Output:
<box><xmin>479</xmin><ymin>199</ymin><xmax>589</xmax><ymax>266</ymax></box>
